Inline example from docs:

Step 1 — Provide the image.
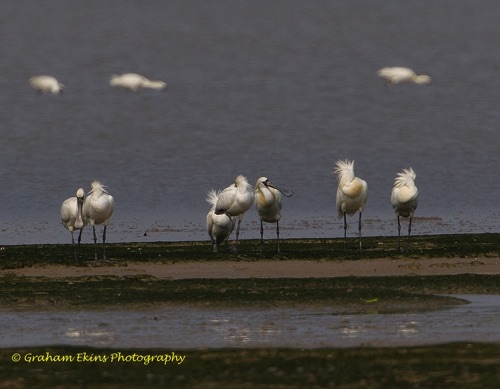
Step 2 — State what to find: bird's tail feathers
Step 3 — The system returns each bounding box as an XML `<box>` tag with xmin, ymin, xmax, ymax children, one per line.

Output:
<box><xmin>334</xmin><ymin>159</ymin><xmax>355</xmax><ymax>185</ymax></box>
<box><xmin>393</xmin><ymin>168</ymin><xmax>416</xmax><ymax>188</ymax></box>
<box><xmin>206</xmin><ymin>189</ymin><xmax>220</xmax><ymax>210</ymax></box>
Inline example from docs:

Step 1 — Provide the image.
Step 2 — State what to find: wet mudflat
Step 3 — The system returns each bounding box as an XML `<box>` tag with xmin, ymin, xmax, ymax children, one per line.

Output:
<box><xmin>0</xmin><ymin>235</ymin><xmax>498</xmax><ymax>387</ymax></box>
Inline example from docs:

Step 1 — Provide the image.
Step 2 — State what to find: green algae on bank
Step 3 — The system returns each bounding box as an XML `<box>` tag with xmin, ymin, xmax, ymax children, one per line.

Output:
<box><xmin>0</xmin><ymin>274</ymin><xmax>498</xmax><ymax>312</ymax></box>
<box><xmin>0</xmin><ymin>233</ymin><xmax>499</xmax><ymax>268</ymax></box>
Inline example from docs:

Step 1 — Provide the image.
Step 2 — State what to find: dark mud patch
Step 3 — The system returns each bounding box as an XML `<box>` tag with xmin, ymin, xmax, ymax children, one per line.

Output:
<box><xmin>1</xmin><ymin>343</ymin><xmax>498</xmax><ymax>388</ymax></box>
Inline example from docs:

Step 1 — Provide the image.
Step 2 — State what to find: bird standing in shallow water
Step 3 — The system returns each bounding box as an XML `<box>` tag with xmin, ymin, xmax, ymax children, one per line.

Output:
<box><xmin>29</xmin><ymin>75</ymin><xmax>64</xmax><ymax>94</ymax></box>
<box><xmin>60</xmin><ymin>188</ymin><xmax>86</xmax><ymax>263</ymax></box>
<box><xmin>214</xmin><ymin>175</ymin><xmax>254</xmax><ymax>253</ymax></box>
<box><xmin>206</xmin><ymin>189</ymin><xmax>236</xmax><ymax>253</ymax></box>
<box><xmin>335</xmin><ymin>159</ymin><xmax>368</xmax><ymax>250</ymax></box>
<box><xmin>254</xmin><ymin>177</ymin><xmax>294</xmax><ymax>254</ymax></box>
<box><xmin>391</xmin><ymin>167</ymin><xmax>418</xmax><ymax>251</ymax></box>
<box><xmin>82</xmin><ymin>181</ymin><xmax>115</xmax><ymax>265</ymax></box>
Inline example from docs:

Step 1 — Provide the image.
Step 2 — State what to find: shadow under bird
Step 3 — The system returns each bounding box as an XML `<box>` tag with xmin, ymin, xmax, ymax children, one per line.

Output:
<box><xmin>214</xmin><ymin>175</ymin><xmax>254</xmax><ymax>253</ymax></box>
<box><xmin>254</xmin><ymin>177</ymin><xmax>294</xmax><ymax>254</ymax></box>
<box><xmin>82</xmin><ymin>181</ymin><xmax>115</xmax><ymax>265</ymax></box>
<box><xmin>391</xmin><ymin>167</ymin><xmax>418</xmax><ymax>251</ymax></box>
<box><xmin>335</xmin><ymin>159</ymin><xmax>368</xmax><ymax>250</ymax></box>
<box><xmin>206</xmin><ymin>189</ymin><xmax>237</xmax><ymax>253</ymax></box>
<box><xmin>60</xmin><ymin>188</ymin><xmax>86</xmax><ymax>262</ymax></box>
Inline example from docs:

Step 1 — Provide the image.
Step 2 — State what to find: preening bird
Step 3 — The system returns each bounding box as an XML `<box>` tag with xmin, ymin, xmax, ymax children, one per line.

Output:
<box><xmin>60</xmin><ymin>188</ymin><xmax>86</xmax><ymax>262</ymax></box>
<box><xmin>254</xmin><ymin>177</ymin><xmax>294</xmax><ymax>254</ymax></box>
<box><xmin>109</xmin><ymin>73</ymin><xmax>167</xmax><ymax>91</ymax></box>
<box><xmin>29</xmin><ymin>75</ymin><xmax>64</xmax><ymax>94</ymax></box>
<box><xmin>206</xmin><ymin>189</ymin><xmax>236</xmax><ymax>253</ymax></box>
<box><xmin>82</xmin><ymin>181</ymin><xmax>115</xmax><ymax>265</ymax></box>
<box><xmin>214</xmin><ymin>175</ymin><xmax>254</xmax><ymax>253</ymax></box>
<box><xmin>391</xmin><ymin>167</ymin><xmax>418</xmax><ymax>251</ymax></box>
<box><xmin>377</xmin><ymin>67</ymin><xmax>431</xmax><ymax>85</ymax></box>
<box><xmin>335</xmin><ymin>159</ymin><xmax>368</xmax><ymax>250</ymax></box>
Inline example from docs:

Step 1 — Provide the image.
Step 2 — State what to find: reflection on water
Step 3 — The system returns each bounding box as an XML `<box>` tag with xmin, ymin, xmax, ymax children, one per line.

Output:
<box><xmin>0</xmin><ymin>295</ymin><xmax>498</xmax><ymax>349</ymax></box>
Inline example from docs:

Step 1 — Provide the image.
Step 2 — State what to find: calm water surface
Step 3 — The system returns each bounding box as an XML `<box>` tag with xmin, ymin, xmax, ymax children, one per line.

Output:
<box><xmin>1</xmin><ymin>295</ymin><xmax>499</xmax><ymax>348</ymax></box>
<box><xmin>0</xmin><ymin>1</ymin><xmax>499</xmax><ymax>245</ymax></box>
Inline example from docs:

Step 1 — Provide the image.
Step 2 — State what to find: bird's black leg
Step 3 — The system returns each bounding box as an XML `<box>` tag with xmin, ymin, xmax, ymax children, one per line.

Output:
<box><xmin>343</xmin><ymin>212</ymin><xmax>347</xmax><ymax>250</ymax></box>
<box><xmin>276</xmin><ymin>221</ymin><xmax>280</xmax><ymax>254</ymax></box>
<box><xmin>92</xmin><ymin>226</ymin><xmax>98</xmax><ymax>266</ymax></box>
<box><xmin>102</xmin><ymin>225</ymin><xmax>107</xmax><ymax>261</ymax></box>
<box><xmin>397</xmin><ymin>216</ymin><xmax>402</xmax><ymax>252</ymax></box>
<box><xmin>407</xmin><ymin>217</ymin><xmax>413</xmax><ymax>250</ymax></box>
<box><xmin>235</xmin><ymin>219</ymin><xmax>241</xmax><ymax>254</ymax></box>
<box><xmin>358</xmin><ymin>212</ymin><xmax>363</xmax><ymax>251</ymax></box>
<box><xmin>260</xmin><ymin>220</ymin><xmax>264</xmax><ymax>255</ymax></box>
<box><xmin>71</xmin><ymin>232</ymin><xmax>78</xmax><ymax>263</ymax></box>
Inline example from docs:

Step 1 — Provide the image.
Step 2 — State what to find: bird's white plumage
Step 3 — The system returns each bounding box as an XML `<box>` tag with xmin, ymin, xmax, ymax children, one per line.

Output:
<box><xmin>254</xmin><ymin>177</ymin><xmax>282</xmax><ymax>223</ymax></box>
<box><xmin>254</xmin><ymin>177</ymin><xmax>287</xmax><ymax>254</ymax></box>
<box><xmin>377</xmin><ymin>67</ymin><xmax>431</xmax><ymax>84</ymax></box>
<box><xmin>214</xmin><ymin>175</ymin><xmax>254</xmax><ymax>253</ymax></box>
<box><xmin>61</xmin><ymin>188</ymin><xmax>86</xmax><ymax>232</ymax></box>
<box><xmin>335</xmin><ymin>159</ymin><xmax>368</xmax><ymax>250</ymax></box>
<box><xmin>215</xmin><ymin>175</ymin><xmax>254</xmax><ymax>217</ymax></box>
<box><xmin>206</xmin><ymin>189</ymin><xmax>236</xmax><ymax>252</ymax></box>
<box><xmin>60</xmin><ymin>188</ymin><xmax>86</xmax><ymax>261</ymax></box>
<box><xmin>29</xmin><ymin>75</ymin><xmax>64</xmax><ymax>94</ymax></box>
<box><xmin>335</xmin><ymin>159</ymin><xmax>368</xmax><ymax>218</ymax></box>
<box><xmin>391</xmin><ymin>167</ymin><xmax>418</xmax><ymax>251</ymax></box>
<box><xmin>83</xmin><ymin>181</ymin><xmax>115</xmax><ymax>226</ymax></box>
<box><xmin>109</xmin><ymin>73</ymin><xmax>167</xmax><ymax>91</ymax></box>
<box><xmin>82</xmin><ymin>181</ymin><xmax>115</xmax><ymax>264</ymax></box>
<box><xmin>391</xmin><ymin>167</ymin><xmax>418</xmax><ymax>218</ymax></box>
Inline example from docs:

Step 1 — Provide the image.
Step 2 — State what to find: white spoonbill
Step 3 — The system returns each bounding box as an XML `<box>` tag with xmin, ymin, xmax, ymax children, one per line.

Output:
<box><xmin>109</xmin><ymin>73</ymin><xmax>167</xmax><ymax>91</ymax></box>
<box><xmin>391</xmin><ymin>167</ymin><xmax>418</xmax><ymax>251</ymax></box>
<box><xmin>60</xmin><ymin>188</ymin><xmax>86</xmax><ymax>263</ymax></box>
<box><xmin>214</xmin><ymin>175</ymin><xmax>254</xmax><ymax>253</ymax></box>
<box><xmin>206</xmin><ymin>189</ymin><xmax>237</xmax><ymax>253</ymax></box>
<box><xmin>254</xmin><ymin>177</ymin><xmax>294</xmax><ymax>254</ymax></box>
<box><xmin>335</xmin><ymin>159</ymin><xmax>368</xmax><ymax>250</ymax></box>
<box><xmin>29</xmin><ymin>75</ymin><xmax>64</xmax><ymax>94</ymax></box>
<box><xmin>377</xmin><ymin>67</ymin><xmax>431</xmax><ymax>85</ymax></box>
<box><xmin>82</xmin><ymin>181</ymin><xmax>115</xmax><ymax>265</ymax></box>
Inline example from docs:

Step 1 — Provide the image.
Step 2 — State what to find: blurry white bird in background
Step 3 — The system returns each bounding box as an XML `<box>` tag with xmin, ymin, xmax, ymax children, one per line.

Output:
<box><xmin>377</xmin><ymin>67</ymin><xmax>431</xmax><ymax>85</ymax></box>
<box><xmin>214</xmin><ymin>175</ymin><xmax>254</xmax><ymax>253</ymax></box>
<box><xmin>335</xmin><ymin>159</ymin><xmax>368</xmax><ymax>250</ymax></box>
<box><xmin>206</xmin><ymin>189</ymin><xmax>236</xmax><ymax>253</ymax></box>
<box><xmin>60</xmin><ymin>188</ymin><xmax>86</xmax><ymax>263</ymax></box>
<box><xmin>254</xmin><ymin>177</ymin><xmax>294</xmax><ymax>254</ymax></box>
<box><xmin>29</xmin><ymin>75</ymin><xmax>64</xmax><ymax>94</ymax></box>
<box><xmin>109</xmin><ymin>73</ymin><xmax>167</xmax><ymax>91</ymax></box>
<box><xmin>391</xmin><ymin>167</ymin><xmax>418</xmax><ymax>251</ymax></box>
<box><xmin>82</xmin><ymin>181</ymin><xmax>115</xmax><ymax>265</ymax></box>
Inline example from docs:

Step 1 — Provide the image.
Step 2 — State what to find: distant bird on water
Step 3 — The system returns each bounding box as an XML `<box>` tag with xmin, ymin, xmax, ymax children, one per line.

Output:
<box><xmin>29</xmin><ymin>75</ymin><xmax>64</xmax><ymax>94</ymax></box>
<box><xmin>60</xmin><ymin>188</ymin><xmax>86</xmax><ymax>263</ymax></box>
<box><xmin>214</xmin><ymin>175</ymin><xmax>254</xmax><ymax>253</ymax></box>
<box><xmin>82</xmin><ymin>181</ymin><xmax>115</xmax><ymax>265</ymax></box>
<box><xmin>377</xmin><ymin>67</ymin><xmax>431</xmax><ymax>85</ymax></box>
<box><xmin>335</xmin><ymin>159</ymin><xmax>368</xmax><ymax>250</ymax></box>
<box><xmin>206</xmin><ymin>189</ymin><xmax>237</xmax><ymax>253</ymax></box>
<box><xmin>254</xmin><ymin>177</ymin><xmax>294</xmax><ymax>254</ymax></box>
<box><xmin>391</xmin><ymin>167</ymin><xmax>418</xmax><ymax>251</ymax></box>
<box><xmin>109</xmin><ymin>73</ymin><xmax>167</xmax><ymax>91</ymax></box>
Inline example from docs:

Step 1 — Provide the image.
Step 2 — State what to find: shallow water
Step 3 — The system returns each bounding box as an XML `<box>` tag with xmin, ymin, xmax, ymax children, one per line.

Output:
<box><xmin>0</xmin><ymin>1</ymin><xmax>499</xmax><ymax>245</ymax></box>
<box><xmin>1</xmin><ymin>295</ymin><xmax>498</xmax><ymax>349</ymax></box>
